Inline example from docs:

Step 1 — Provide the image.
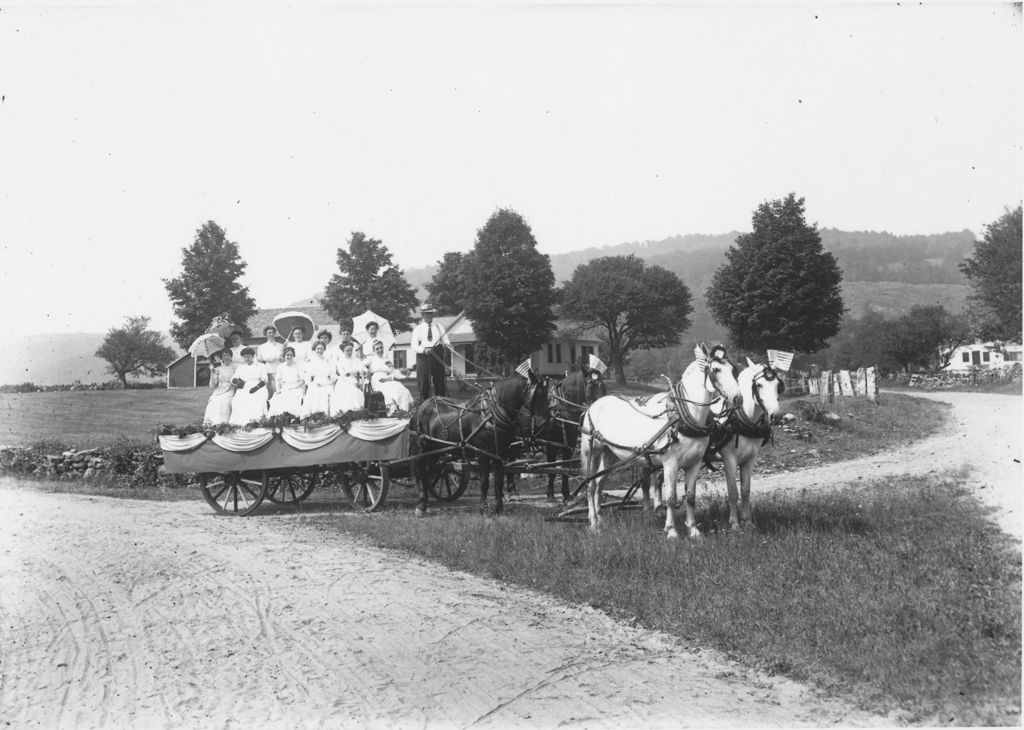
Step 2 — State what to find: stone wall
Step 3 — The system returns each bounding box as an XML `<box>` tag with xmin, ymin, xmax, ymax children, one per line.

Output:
<box><xmin>907</xmin><ymin>364</ymin><xmax>1022</xmax><ymax>390</ymax></box>
<box><xmin>0</xmin><ymin>443</ymin><xmax>178</xmax><ymax>487</ymax></box>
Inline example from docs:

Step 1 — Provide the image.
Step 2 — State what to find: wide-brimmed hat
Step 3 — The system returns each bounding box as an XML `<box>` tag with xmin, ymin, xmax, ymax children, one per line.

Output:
<box><xmin>420</xmin><ymin>304</ymin><xmax>436</xmax><ymax>314</ymax></box>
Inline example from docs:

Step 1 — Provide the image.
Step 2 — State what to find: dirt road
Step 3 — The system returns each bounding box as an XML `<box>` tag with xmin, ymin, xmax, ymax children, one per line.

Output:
<box><xmin>0</xmin><ymin>391</ymin><xmax>1018</xmax><ymax>729</ymax></box>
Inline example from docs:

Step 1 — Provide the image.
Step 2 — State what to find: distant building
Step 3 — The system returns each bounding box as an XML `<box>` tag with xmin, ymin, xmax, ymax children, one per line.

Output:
<box><xmin>943</xmin><ymin>341</ymin><xmax>1023</xmax><ymax>372</ymax></box>
<box><xmin>166</xmin><ymin>353</ymin><xmax>212</xmax><ymax>388</ymax></box>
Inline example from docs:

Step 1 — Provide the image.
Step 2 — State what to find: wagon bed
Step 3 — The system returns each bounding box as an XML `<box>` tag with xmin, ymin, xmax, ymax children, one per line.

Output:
<box><xmin>159</xmin><ymin>419</ymin><xmax>409</xmax><ymax>516</ymax></box>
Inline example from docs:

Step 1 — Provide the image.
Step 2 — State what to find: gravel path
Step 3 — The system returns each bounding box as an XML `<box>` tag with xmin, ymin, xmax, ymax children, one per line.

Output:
<box><xmin>0</xmin><ymin>390</ymin><xmax>1018</xmax><ymax>729</ymax></box>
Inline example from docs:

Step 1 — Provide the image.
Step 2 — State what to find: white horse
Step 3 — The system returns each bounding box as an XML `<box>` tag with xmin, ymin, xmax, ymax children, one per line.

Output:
<box><xmin>579</xmin><ymin>344</ymin><xmax>743</xmax><ymax>539</ymax></box>
<box><xmin>713</xmin><ymin>358</ymin><xmax>784</xmax><ymax>530</ymax></box>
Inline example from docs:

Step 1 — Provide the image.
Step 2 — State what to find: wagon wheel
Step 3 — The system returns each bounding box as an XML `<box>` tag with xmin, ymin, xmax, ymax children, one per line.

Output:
<box><xmin>341</xmin><ymin>462</ymin><xmax>389</xmax><ymax>512</ymax></box>
<box><xmin>200</xmin><ymin>471</ymin><xmax>268</xmax><ymax>516</ymax></box>
<box><xmin>266</xmin><ymin>467</ymin><xmax>320</xmax><ymax>505</ymax></box>
<box><xmin>426</xmin><ymin>463</ymin><xmax>471</xmax><ymax>502</ymax></box>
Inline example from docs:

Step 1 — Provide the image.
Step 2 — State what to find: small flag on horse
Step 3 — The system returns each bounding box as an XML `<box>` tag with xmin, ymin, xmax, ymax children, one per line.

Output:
<box><xmin>767</xmin><ymin>349</ymin><xmax>794</xmax><ymax>372</ymax></box>
<box><xmin>693</xmin><ymin>344</ymin><xmax>709</xmax><ymax>370</ymax></box>
<box><xmin>515</xmin><ymin>358</ymin><xmax>532</xmax><ymax>378</ymax></box>
<box><xmin>588</xmin><ymin>353</ymin><xmax>607</xmax><ymax>374</ymax></box>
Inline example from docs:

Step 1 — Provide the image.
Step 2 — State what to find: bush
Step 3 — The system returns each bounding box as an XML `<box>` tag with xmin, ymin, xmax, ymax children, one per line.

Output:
<box><xmin>792</xmin><ymin>399</ymin><xmax>832</xmax><ymax>423</ymax></box>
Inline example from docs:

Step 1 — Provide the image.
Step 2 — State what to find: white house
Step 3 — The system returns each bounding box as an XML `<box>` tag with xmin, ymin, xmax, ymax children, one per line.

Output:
<box><xmin>392</xmin><ymin>311</ymin><xmax>602</xmax><ymax>378</ymax></box>
<box><xmin>943</xmin><ymin>341</ymin><xmax>1023</xmax><ymax>372</ymax></box>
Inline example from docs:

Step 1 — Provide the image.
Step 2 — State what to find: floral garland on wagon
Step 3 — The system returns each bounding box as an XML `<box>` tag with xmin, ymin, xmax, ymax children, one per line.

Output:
<box><xmin>157</xmin><ymin>408</ymin><xmax>412</xmax><ymax>439</ymax></box>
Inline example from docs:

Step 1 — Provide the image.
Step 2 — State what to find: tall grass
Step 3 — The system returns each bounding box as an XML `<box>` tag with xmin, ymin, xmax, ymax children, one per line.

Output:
<box><xmin>314</xmin><ymin>478</ymin><xmax>1021</xmax><ymax>725</ymax></box>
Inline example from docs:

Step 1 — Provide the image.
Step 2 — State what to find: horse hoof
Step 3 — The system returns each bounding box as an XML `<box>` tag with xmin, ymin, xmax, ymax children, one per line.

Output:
<box><xmin>688</xmin><ymin>528</ymin><xmax>703</xmax><ymax>540</ymax></box>
<box><xmin>665</xmin><ymin>528</ymin><xmax>680</xmax><ymax>540</ymax></box>
<box><xmin>415</xmin><ymin>507</ymin><xmax>426</xmax><ymax>518</ymax></box>
<box><xmin>730</xmin><ymin>522</ymin><xmax>743</xmax><ymax>533</ymax></box>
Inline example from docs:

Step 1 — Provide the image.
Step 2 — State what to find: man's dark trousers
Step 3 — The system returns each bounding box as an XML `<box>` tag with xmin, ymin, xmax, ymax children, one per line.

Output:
<box><xmin>417</xmin><ymin>347</ymin><xmax>446</xmax><ymax>399</ymax></box>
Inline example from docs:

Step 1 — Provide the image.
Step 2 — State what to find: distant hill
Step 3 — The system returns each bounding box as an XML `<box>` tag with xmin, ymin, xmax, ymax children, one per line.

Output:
<box><xmin>4</xmin><ymin>332</ymin><xmax>180</xmax><ymax>387</ymax></box>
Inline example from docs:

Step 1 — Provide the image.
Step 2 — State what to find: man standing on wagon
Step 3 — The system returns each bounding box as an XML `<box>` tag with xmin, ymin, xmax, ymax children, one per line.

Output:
<box><xmin>411</xmin><ymin>304</ymin><xmax>450</xmax><ymax>400</ymax></box>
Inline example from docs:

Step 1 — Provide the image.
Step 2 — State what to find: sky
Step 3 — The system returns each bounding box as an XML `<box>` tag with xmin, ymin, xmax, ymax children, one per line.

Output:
<box><xmin>1</xmin><ymin>2</ymin><xmax>1021</xmax><ymax>338</ymax></box>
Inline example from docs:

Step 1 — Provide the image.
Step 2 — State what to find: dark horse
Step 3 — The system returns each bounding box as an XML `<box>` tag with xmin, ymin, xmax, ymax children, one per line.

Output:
<box><xmin>409</xmin><ymin>373</ymin><xmax>550</xmax><ymax>516</ymax></box>
<box><xmin>536</xmin><ymin>360</ymin><xmax>607</xmax><ymax>502</ymax></box>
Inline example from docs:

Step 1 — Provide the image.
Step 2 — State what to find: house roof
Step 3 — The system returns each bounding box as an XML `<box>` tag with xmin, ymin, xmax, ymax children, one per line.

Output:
<box><xmin>246</xmin><ymin>305</ymin><xmax>337</xmax><ymax>334</ymax></box>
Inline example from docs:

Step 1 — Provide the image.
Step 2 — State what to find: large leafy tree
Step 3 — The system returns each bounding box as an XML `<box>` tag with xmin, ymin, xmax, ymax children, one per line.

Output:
<box><xmin>707</xmin><ymin>193</ymin><xmax>844</xmax><ymax>353</ymax></box>
<box><xmin>880</xmin><ymin>304</ymin><xmax>972</xmax><ymax>373</ymax></box>
<box><xmin>960</xmin><ymin>205</ymin><xmax>1022</xmax><ymax>341</ymax></box>
<box><xmin>95</xmin><ymin>316</ymin><xmax>177</xmax><ymax>389</ymax></box>
<box><xmin>164</xmin><ymin>221</ymin><xmax>257</xmax><ymax>350</ymax></box>
<box><xmin>424</xmin><ymin>251</ymin><xmax>473</xmax><ymax>316</ymax></box>
<box><xmin>562</xmin><ymin>255</ymin><xmax>692</xmax><ymax>384</ymax></box>
<box><xmin>463</xmin><ymin>209</ymin><xmax>557</xmax><ymax>369</ymax></box>
<box><xmin>321</xmin><ymin>232</ymin><xmax>420</xmax><ymax>332</ymax></box>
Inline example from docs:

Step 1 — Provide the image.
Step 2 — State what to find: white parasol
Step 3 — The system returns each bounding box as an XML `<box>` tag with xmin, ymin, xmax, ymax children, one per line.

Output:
<box><xmin>351</xmin><ymin>309</ymin><xmax>395</xmax><ymax>352</ymax></box>
<box><xmin>273</xmin><ymin>311</ymin><xmax>316</xmax><ymax>341</ymax></box>
<box><xmin>188</xmin><ymin>333</ymin><xmax>225</xmax><ymax>359</ymax></box>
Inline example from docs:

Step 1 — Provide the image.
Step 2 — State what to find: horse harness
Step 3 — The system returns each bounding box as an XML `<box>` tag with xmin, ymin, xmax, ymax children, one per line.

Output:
<box><xmin>417</xmin><ymin>382</ymin><xmax>539</xmax><ymax>463</ymax></box>
<box><xmin>708</xmin><ymin>365</ymin><xmax>779</xmax><ymax>454</ymax></box>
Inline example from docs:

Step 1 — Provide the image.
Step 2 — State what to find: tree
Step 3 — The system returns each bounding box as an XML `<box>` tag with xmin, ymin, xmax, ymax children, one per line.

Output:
<box><xmin>462</xmin><ymin>209</ymin><xmax>557</xmax><ymax>369</ymax></box>
<box><xmin>321</xmin><ymin>232</ymin><xmax>420</xmax><ymax>333</ymax></box>
<box><xmin>706</xmin><ymin>193</ymin><xmax>844</xmax><ymax>353</ymax></box>
<box><xmin>562</xmin><ymin>255</ymin><xmax>693</xmax><ymax>384</ymax></box>
<box><xmin>164</xmin><ymin>221</ymin><xmax>257</xmax><ymax>350</ymax></box>
<box><xmin>880</xmin><ymin>305</ymin><xmax>972</xmax><ymax>373</ymax></box>
<box><xmin>95</xmin><ymin>316</ymin><xmax>176</xmax><ymax>389</ymax></box>
<box><xmin>424</xmin><ymin>251</ymin><xmax>473</xmax><ymax>315</ymax></box>
<box><xmin>960</xmin><ymin>205</ymin><xmax>1022</xmax><ymax>341</ymax></box>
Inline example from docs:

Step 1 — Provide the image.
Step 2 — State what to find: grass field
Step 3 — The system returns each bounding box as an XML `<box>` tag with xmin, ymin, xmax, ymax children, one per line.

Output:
<box><xmin>0</xmin><ymin>389</ymin><xmax>210</xmax><ymax>446</ymax></box>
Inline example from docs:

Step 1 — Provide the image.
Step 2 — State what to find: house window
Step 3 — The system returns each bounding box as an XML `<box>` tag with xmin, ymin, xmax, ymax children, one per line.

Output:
<box><xmin>547</xmin><ymin>344</ymin><xmax>554</xmax><ymax>363</ymax></box>
<box><xmin>569</xmin><ymin>345</ymin><xmax>576</xmax><ymax>365</ymax></box>
<box><xmin>464</xmin><ymin>344</ymin><xmax>476</xmax><ymax>374</ymax></box>
<box><xmin>983</xmin><ymin>351</ymin><xmax>991</xmax><ymax>363</ymax></box>
<box><xmin>962</xmin><ymin>352</ymin><xmax>970</xmax><ymax>363</ymax></box>
<box><xmin>393</xmin><ymin>351</ymin><xmax>406</xmax><ymax>369</ymax></box>
<box><xmin>555</xmin><ymin>344</ymin><xmax>562</xmax><ymax>363</ymax></box>
<box><xmin>1006</xmin><ymin>351</ymin><xmax>1022</xmax><ymax>362</ymax></box>
<box><xmin>581</xmin><ymin>345</ymin><xmax>593</xmax><ymax>360</ymax></box>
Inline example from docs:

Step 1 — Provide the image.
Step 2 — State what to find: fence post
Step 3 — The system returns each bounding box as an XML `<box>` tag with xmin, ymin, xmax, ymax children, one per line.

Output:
<box><xmin>866</xmin><ymin>366</ymin><xmax>877</xmax><ymax>401</ymax></box>
<box><xmin>819</xmin><ymin>370</ymin><xmax>832</xmax><ymax>404</ymax></box>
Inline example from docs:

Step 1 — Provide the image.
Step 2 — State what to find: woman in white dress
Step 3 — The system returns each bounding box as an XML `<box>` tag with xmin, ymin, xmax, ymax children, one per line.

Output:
<box><xmin>364</xmin><ymin>340</ymin><xmax>414</xmax><ymax>415</ymax></box>
<box><xmin>256</xmin><ymin>325</ymin><xmax>284</xmax><ymax>396</ymax></box>
<box><xmin>203</xmin><ymin>349</ymin><xmax>238</xmax><ymax>425</ymax></box>
<box><xmin>268</xmin><ymin>346</ymin><xmax>306</xmax><ymax>418</ymax></box>
<box><xmin>288</xmin><ymin>326</ymin><xmax>311</xmax><ymax>363</ymax></box>
<box><xmin>331</xmin><ymin>341</ymin><xmax>366</xmax><ymax>415</ymax></box>
<box><xmin>335</xmin><ymin>326</ymin><xmax>363</xmax><ymax>360</ymax></box>
<box><xmin>228</xmin><ymin>348</ymin><xmax>269</xmax><ymax>426</ymax></box>
<box><xmin>302</xmin><ymin>340</ymin><xmax>336</xmax><ymax>417</ymax></box>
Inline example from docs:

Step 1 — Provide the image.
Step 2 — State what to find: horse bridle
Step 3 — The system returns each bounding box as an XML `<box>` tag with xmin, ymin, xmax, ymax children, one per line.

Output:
<box><xmin>703</xmin><ymin>351</ymin><xmax>739</xmax><ymax>408</ymax></box>
<box><xmin>749</xmin><ymin>364</ymin><xmax>780</xmax><ymax>414</ymax></box>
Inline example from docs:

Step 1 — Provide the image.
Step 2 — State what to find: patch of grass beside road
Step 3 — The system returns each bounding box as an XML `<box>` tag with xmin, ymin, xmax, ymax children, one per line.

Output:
<box><xmin>318</xmin><ymin>477</ymin><xmax>1021</xmax><ymax>726</ymax></box>
<box><xmin>0</xmin><ymin>389</ymin><xmax>209</xmax><ymax>447</ymax></box>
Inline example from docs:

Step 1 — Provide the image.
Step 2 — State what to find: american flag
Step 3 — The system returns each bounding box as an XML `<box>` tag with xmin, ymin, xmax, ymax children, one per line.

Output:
<box><xmin>588</xmin><ymin>353</ymin><xmax>608</xmax><ymax>374</ymax></box>
<box><xmin>767</xmin><ymin>349</ymin><xmax>794</xmax><ymax>372</ymax></box>
<box><xmin>693</xmin><ymin>344</ymin><xmax>709</xmax><ymax>370</ymax></box>
<box><xmin>515</xmin><ymin>358</ymin><xmax>532</xmax><ymax>378</ymax></box>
